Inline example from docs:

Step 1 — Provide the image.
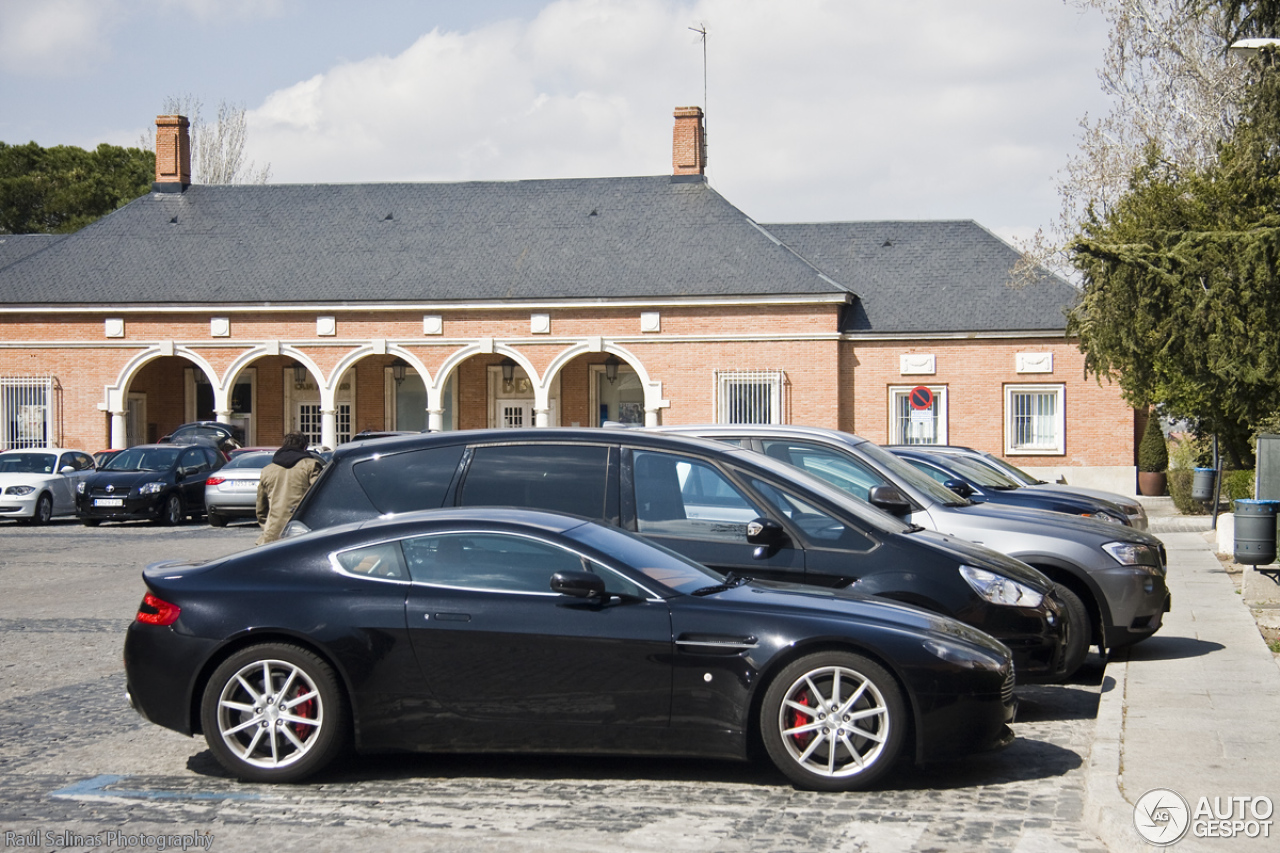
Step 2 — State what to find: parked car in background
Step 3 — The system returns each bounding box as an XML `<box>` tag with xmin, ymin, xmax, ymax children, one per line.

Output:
<box><xmin>886</xmin><ymin>444</ymin><xmax>1149</xmax><ymax>531</ymax></box>
<box><xmin>77</xmin><ymin>443</ymin><xmax>224</xmax><ymax>526</ymax></box>
<box><xmin>160</xmin><ymin>422</ymin><xmax>244</xmax><ymax>457</ymax></box>
<box><xmin>285</xmin><ymin>428</ymin><xmax>1075</xmax><ymax>682</ymax></box>
<box><xmin>658</xmin><ymin>425</ymin><xmax>1169</xmax><ymax>658</ymax></box>
<box><xmin>93</xmin><ymin>448</ymin><xmax>123</xmax><ymax>468</ymax></box>
<box><xmin>204</xmin><ymin>450</ymin><xmax>274</xmax><ymax>527</ymax></box>
<box><xmin>124</xmin><ymin>507</ymin><xmax>1016</xmax><ymax>789</ymax></box>
<box><xmin>888</xmin><ymin>447</ymin><xmax>1133</xmax><ymax>526</ymax></box>
<box><xmin>0</xmin><ymin>448</ymin><xmax>96</xmax><ymax>525</ymax></box>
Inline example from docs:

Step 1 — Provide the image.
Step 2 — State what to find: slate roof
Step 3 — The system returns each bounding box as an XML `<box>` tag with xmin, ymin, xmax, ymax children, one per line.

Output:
<box><xmin>0</xmin><ymin>176</ymin><xmax>848</xmax><ymax>306</ymax></box>
<box><xmin>0</xmin><ymin>234</ymin><xmax>63</xmax><ymax>269</ymax></box>
<box><xmin>763</xmin><ymin>221</ymin><xmax>1078</xmax><ymax>335</ymax></box>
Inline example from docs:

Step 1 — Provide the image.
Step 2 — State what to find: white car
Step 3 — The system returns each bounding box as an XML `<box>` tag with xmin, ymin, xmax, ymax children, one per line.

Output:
<box><xmin>0</xmin><ymin>447</ymin><xmax>97</xmax><ymax>525</ymax></box>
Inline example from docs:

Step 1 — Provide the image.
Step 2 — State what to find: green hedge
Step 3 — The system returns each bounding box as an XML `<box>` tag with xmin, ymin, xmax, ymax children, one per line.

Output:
<box><xmin>1169</xmin><ymin>468</ymin><xmax>1255</xmax><ymax>514</ymax></box>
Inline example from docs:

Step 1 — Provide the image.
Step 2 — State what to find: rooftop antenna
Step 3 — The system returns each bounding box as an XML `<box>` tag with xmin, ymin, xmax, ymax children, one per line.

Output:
<box><xmin>689</xmin><ymin>23</ymin><xmax>708</xmax><ymax>166</ymax></box>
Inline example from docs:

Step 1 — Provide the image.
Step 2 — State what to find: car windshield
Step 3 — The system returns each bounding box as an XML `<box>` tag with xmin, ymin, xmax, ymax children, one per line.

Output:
<box><xmin>103</xmin><ymin>447</ymin><xmax>181</xmax><ymax>472</ymax></box>
<box><xmin>0</xmin><ymin>453</ymin><xmax>57</xmax><ymax>474</ymax></box>
<box><xmin>221</xmin><ymin>452</ymin><xmax>273</xmax><ymax>470</ymax></box>
<box><xmin>566</xmin><ymin>521</ymin><xmax>724</xmax><ymax>595</ymax></box>
<box><xmin>980</xmin><ymin>454</ymin><xmax>1042</xmax><ymax>485</ymax></box>
<box><xmin>857</xmin><ymin>442</ymin><xmax>973</xmax><ymax>507</ymax></box>
<box><xmin>938</xmin><ymin>455</ymin><xmax>1021</xmax><ymax>489</ymax></box>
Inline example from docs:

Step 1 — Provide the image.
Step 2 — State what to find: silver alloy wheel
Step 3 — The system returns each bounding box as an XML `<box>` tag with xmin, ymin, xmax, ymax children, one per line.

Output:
<box><xmin>214</xmin><ymin>658</ymin><xmax>325</xmax><ymax>770</ymax></box>
<box><xmin>32</xmin><ymin>493</ymin><xmax>52</xmax><ymax>525</ymax></box>
<box><xmin>775</xmin><ymin>663</ymin><xmax>890</xmax><ymax>778</ymax></box>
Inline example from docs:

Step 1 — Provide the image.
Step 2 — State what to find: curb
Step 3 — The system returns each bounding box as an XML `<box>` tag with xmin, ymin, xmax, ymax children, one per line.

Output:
<box><xmin>1082</xmin><ymin>656</ymin><xmax>1144</xmax><ymax>853</ymax></box>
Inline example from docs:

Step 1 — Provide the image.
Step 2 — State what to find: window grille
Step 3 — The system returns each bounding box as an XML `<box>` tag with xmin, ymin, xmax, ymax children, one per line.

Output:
<box><xmin>0</xmin><ymin>377</ymin><xmax>58</xmax><ymax>450</ymax></box>
<box><xmin>1005</xmin><ymin>385</ymin><xmax>1064</xmax><ymax>454</ymax></box>
<box><xmin>715</xmin><ymin>370</ymin><xmax>785</xmax><ymax>425</ymax></box>
<box><xmin>889</xmin><ymin>386</ymin><xmax>947</xmax><ymax>445</ymax></box>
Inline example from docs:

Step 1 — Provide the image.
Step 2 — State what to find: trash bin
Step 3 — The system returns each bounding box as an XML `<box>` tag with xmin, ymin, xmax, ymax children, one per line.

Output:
<box><xmin>1192</xmin><ymin>467</ymin><xmax>1216</xmax><ymax>503</ymax></box>
<box><xmin>1234</xmin><ymin>499</ymin><xmax>1279</xmax><ymax>565</ymax></box>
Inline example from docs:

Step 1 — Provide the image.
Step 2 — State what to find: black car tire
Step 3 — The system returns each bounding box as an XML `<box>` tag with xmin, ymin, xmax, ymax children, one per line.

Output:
<box><xmin>1053</xmin><ymin>584</ymin><xmax>1091</xmax><ymax>679</ymax></box>
<box><xmin>156</xmin><ymin>494</ymin><xmax>183</xmax><ymax>526</ymax></box>
<box><xmin>26</xmin><ymin>493</ymin><xmax>53</xmax><ymax>525</ymax></box>
<box><xmin>200</xmin><ymin>643</ymin><xmax>347</xmax><ymax>783</ymax></box>
<box><xmin>81</xmin><ymin>517</ymin><xmax>102</xmax><ymax>527</ymax></box>
<box><xmin>760</xmin><ymin>651</ymin><xmax>906</xmax><ymax>791</ymax></box>
<box><xmin>207</xmin><ymin>511</ymin><xmax>228</xmax><ymax>528</ymax></box>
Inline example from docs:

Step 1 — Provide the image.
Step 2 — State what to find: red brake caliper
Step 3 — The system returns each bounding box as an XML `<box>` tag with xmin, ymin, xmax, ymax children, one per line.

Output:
<box><xmin>791</xmin><ymin>690</ymin><xmax>813</xmax><ymax>748</ymax></box>
<box><xmin>292</xmin><ymin>687</ymin><xmax>314</xmax><ymax>741</ymax></box>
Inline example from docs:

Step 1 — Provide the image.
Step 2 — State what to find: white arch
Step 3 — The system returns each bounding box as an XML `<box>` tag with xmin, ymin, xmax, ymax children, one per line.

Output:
<box><xmin>102</xmin><ymin>344</ymin><xmax>220</xmax><ymax>448</ymax></box>
<box><xmin>429</xmin><ymin>341</ymin><xmax>542</xmax><ymax>430</ymax></box>
<box><xmin>541</xmin><ymin>341</ymin><xmax>667</xmax><ymax>427</ymax></box>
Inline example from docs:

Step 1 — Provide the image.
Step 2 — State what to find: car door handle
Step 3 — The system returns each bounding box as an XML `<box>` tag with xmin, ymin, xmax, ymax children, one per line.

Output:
<box><xmin>430</xmin><ymin>612</ymin><xmax>471</xmax><ymax>622</ymax></box>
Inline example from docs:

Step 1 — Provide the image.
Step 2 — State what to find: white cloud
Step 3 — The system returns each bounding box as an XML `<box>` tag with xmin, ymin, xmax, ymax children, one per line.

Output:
<box><xmin>239</xmin><ymin>0</ymin><xmax>1108</xmax><ymax>235</ymax></box>
<box><xmin>0</xmin><ymin>0</ymin><xmax>119</xmax><ymax>75</ymax></box>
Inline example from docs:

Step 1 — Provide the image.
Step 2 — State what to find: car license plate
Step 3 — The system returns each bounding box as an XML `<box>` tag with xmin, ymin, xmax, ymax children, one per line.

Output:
<box><xmin>94</xmin><ymin>498</ymin><xmax>124</xmax><ymax>507</ymax></box>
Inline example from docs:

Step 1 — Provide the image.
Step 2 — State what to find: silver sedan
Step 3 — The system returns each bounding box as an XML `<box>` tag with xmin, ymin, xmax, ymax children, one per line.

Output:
<box><xmin>204</xmin><ymin>450</ymin><xmax>274</xmax><ymax>527</ymax></box>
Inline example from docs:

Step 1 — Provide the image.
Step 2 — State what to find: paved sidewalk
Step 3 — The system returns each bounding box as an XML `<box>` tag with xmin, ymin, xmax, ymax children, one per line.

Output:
<box><xmin>1084</xmin><ymin>526</ymin><xmax>1280</xmax><ymax>851</ymax></box>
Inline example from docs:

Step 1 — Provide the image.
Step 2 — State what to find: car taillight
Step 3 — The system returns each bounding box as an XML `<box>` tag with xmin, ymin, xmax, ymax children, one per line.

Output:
<box><xmin>206</xmin><ymin>476</ymin><xmax>225</xmax><ymax>486</ymax></box>
<box><xmin>136</xmin><ymin>592</ymin><xmax>181</xmax><ymax>626</ymax></box>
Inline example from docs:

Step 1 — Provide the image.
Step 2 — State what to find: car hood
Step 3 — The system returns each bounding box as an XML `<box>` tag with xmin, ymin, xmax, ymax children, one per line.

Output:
<box><xmin>0</xmin><ymin>472</ymin><xmax>61</xmax><ymax>487</ymax></box>
<box><xmin>711</xmin><ymin>580</ymin><xmax>1010</xmax><ymax>654</ymax></box>
<box><xmin>907</xmin><ymin>528</ymin><xmax>1054</xmax><ymax>590</ymax></box>
<box><xmin>87</xmin><ymin>470</ymin><xmax>172</xmax><ymax>489</ymax></box>
<box><xmin>936</xmin><ymin>500</ymin><xmax>1163</xmax><ymax>545</ymax></box>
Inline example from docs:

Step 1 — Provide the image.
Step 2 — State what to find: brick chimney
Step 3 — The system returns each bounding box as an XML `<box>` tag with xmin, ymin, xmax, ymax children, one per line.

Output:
<box><xmin>672</xmin><ymin>106</ymin><xmax>706</xmax><ymax>176</ymax></box>
<box><xmin>153</xmin><ymin>115</ymin><xmax>191</xmax><ymax>192</ymax></box>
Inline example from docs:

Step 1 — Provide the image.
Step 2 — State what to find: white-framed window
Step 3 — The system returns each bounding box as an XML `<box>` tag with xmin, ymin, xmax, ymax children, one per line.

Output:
<box><xmin>1005</xmin><ymin>384</ymin><xmax>1065</xmax><ymax>455</ymax></box>
<box><xmin>888</xmin><ymin>385</ymin><xmax>948</xmax><ymax>445</ymax></box>
<box><xmin>1</xmin><ymin>377</ymin><xmax>57</xmax><ymax>450</ymax></box>
<box><xmin>715</xmin><ymin>369</ymin><xmax>785</xmax><ymax>425</ymax></box>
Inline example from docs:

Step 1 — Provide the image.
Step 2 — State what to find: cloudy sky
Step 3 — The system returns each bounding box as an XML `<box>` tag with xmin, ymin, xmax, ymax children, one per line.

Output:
<box><xmin>0</xmin><ymin>0</ymin><xmax>1111</xmax><ymax>243</ymax></box>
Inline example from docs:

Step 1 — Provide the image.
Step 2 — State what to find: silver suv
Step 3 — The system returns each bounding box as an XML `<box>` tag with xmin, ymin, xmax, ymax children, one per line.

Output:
<box><xmin>659</xmin><ymin>425</ymin><xmax>1170</xmax><ymax>654</ymax></box>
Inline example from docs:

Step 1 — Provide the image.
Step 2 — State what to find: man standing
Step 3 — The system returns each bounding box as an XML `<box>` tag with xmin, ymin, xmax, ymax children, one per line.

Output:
<box><xmin>256</xmin><ymin>432</ymin><xmax>324</xmax><ymax>545</ymax></box>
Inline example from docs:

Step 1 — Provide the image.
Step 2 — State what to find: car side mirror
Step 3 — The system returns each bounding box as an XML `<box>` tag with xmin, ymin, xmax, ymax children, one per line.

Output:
<box><xmin>550</xmin><ymin>570</ymin><xmax>606</xmax><ymax>599</ymax></box>
<box><xmin>746</xmin><ymin>517</ymin><xmax>787</xmax><ymax>558</ymax></box>
<box><xmin>943</xmin><ymin>479</ymin><xmax>975</xmax><ymax>498</ymax></box>
<box><xmin>868</xmin><ymin>484</ymin><xmax>912</xmax><ymax>516</ymax></box>
<box><xmin>60</xmin><ymin>465</ymin><xmax>76</xmax><ymax>474</ymax></box>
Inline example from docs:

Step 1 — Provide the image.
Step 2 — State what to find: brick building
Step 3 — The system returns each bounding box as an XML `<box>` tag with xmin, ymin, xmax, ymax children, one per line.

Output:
<box><xmin>0</xmin><ymin>109</ymin><xmax>1138</xmax><ymax>493</ymax></box>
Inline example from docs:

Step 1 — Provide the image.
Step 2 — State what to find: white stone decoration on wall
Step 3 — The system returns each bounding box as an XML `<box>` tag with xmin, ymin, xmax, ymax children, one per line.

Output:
<box><xmin>1016</xmin><ymin>352</ymin><xmax>1054</xmax><ymax>374</ymax></box>
<box><xmin>317</xmin><ymin>316</ymin><xmax>337</xmax><ymax>336</ymax></box>
<box><xmin>105</xmin><ymin>319</ymin><xmax>125</xmax><ymax>338</ymax></box>
<box><xmin>210</xmin><ymin>317</ymin><xmax>230</xmax><ymax>337</ymax></box>
<box><xmin>640</xmin><ymin>311</ymin><xmax>661</xmax><ymax>333</ymax></box>
<box><xmin>900</xmin><ymin>353</ymin><xmax>936</xmax><ymax>375</ymax></box>
<box><xmin>531</xmin><ymin>313</ymin><xmax>551</xmax><ymax>334</ymax></box>
<box><xmin>423</xmin><ymin>315</ymin><xmax>443</xmax><ymax>335</ymax></box>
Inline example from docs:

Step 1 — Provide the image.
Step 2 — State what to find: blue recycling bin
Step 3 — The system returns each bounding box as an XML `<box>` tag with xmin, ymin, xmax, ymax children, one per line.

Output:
<box><xmin>1234</xmin><ymin>499</ymin><xmax>1279</xmax><ymax>566</ymax></box>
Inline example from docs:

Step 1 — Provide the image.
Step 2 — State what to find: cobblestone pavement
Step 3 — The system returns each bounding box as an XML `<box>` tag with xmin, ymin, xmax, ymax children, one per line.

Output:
<box><xmin>0</xmin><ymin>521</ymin><xmax>1111</xmax><ymax>852</ymax></box>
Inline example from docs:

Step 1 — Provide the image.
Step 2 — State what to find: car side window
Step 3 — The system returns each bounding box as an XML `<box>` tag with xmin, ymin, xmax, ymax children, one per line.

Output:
<box><xmin>333</xmin><ymin>541</ymin><xmax>407</xmax><ymax>580</ymax></box>
<box><xmin>180</xmin><ymin>448</ymin><xmax>207</xmax><ymax>473</ymax></box>
<box><xmin>747</xmin><ymin>477</ymin><xmax>876</xmax><ymax>551</ymax></box>
<box><xmin>351</xmin><ymin>444</ymin><xmax>466</xmax><ymax>515</ymax></box>
<box><xmin>60</xmin><ymin>452</ymin><xmax>92</xmax><ymax>471</ymax></box>
<box><xmin>401</xmin><ymin>532</ymin><xmax>583</xmax><ymax>594</ymax></box>
<box><xmin>761</xmin><ymin>440</ymin><xmax>886</xmax><ymax>501</ymax></box>
<box><xmin>460</xmin><ymin>444</ymin><xmax>610</xmax><ymax>519</ymax></box>
<box><xmin>632</xmin><ymin>450</ymin><xmax>763</xmax><ymax>542</ymax></box>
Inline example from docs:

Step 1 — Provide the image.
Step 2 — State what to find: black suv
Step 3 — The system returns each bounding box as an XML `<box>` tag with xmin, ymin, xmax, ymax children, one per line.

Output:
<box><xmin>286</xmin><ymin>429</ymin><xmax>1076</xmax><ymax>682</ymax></box>
<box><xmin>76</xmin><ymin>442</ymin><xmax>224</xmax><ymax>525</ymax></box>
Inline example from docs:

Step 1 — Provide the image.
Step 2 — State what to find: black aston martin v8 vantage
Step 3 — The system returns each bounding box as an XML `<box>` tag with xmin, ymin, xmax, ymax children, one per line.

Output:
<box><xmin>124</xmin><ymin>508</ymin><xmax>1016</xmax><ymax>791</ymax></box>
